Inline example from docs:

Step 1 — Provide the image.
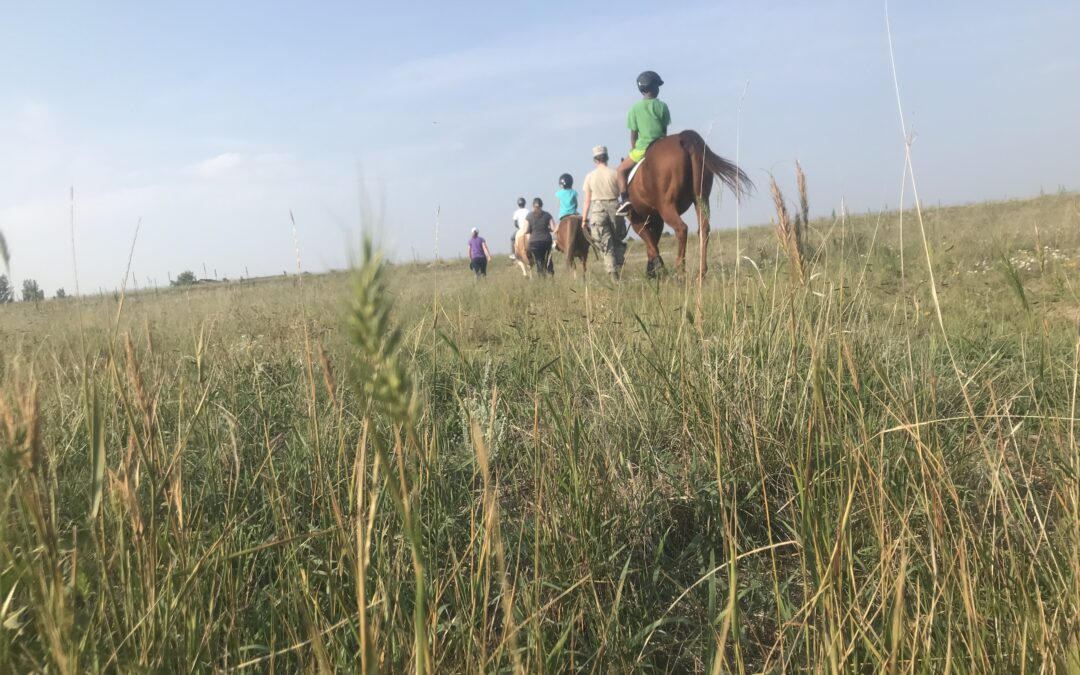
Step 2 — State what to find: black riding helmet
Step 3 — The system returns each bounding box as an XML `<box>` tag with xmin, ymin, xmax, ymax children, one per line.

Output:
<box><xmin>517</xmin><ymin>197</ymin><xmax>526</xmax><ymax>208</ymax></box>
<box><xmin>636</xmin><ymin>70</ymin><xmax>664</xmax><ymax>93</ymax></box>
<box><xmin>558</xmin><ymin>173</ymin><xmax>573</xmax><ymax>188</ymax></box>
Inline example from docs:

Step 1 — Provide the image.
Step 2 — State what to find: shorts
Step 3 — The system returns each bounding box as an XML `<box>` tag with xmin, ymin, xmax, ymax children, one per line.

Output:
<box><xmin>470</xmin><ymin>257</ymin><xmax>488</xmax><ymax>276</ymax></box>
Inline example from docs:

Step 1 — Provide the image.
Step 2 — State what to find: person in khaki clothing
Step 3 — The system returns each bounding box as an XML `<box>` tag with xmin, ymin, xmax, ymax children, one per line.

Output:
<box><xmin>580</xmin><ymin>145</ymin><xmax>626</xmax><ymax>276</ymax></box>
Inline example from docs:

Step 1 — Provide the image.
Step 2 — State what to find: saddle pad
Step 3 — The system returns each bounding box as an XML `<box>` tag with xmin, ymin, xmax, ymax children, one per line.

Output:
<box><xmin>627</xmin><ymin>157</ymin><xmax>645</xmax><ymax>185</ymax></box>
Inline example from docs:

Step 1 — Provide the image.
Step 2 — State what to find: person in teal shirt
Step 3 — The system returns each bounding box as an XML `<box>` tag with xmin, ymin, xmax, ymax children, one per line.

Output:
<box><xmin>555</xmin><ymin>173</ymin><xmax>579</xmax><ymax>219</ymax></box>
<box><xmin>616</xmin><ymin>70</ymin><xmax>670</xmax><ymax>216</ymax></box>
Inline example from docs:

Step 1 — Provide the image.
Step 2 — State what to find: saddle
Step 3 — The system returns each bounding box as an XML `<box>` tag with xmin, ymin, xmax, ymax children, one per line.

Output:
<box><xmin>627</xmin><ymin>156</ymin><xmax>645</xmax><ymax>186</ymax></box>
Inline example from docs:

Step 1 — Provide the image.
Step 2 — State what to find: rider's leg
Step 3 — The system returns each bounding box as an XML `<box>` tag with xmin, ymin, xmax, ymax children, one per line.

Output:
<box><xmin>616</xmin><ymin>156</ymin><xmax>636</xmax><ymax>201</ymax></box>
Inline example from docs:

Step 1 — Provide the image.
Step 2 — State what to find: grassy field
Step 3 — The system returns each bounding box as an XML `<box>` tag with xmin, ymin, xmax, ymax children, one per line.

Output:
<box><xmin>2</xmin><ymin>190</ymin><xmax>1080</xmax><ymax>672</ymax></box>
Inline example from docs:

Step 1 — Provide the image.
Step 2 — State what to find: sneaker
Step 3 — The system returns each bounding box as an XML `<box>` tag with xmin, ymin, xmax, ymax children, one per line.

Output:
<box><xmin>509</xmin><ymin>254</ymin><xmax>516</xmax><ymax>260</ymax></box>
<box><xmin>615</xmin><ymin>199</ymin><xmax>632</xmax><ymax>217</ymax></box>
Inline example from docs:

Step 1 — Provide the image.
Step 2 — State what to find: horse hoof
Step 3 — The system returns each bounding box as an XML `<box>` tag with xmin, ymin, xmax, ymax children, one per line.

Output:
<box><xmin>646</xmin><ymin>257</ymin><xmax>667</xmax><ymax>279</ymax></box>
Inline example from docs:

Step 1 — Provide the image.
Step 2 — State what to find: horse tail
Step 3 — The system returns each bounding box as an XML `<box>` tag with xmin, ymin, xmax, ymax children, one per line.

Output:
<box><xmin>679</xmin><ymin>130</ymin><xmax>754</xmax><ymax>199</ymax></box>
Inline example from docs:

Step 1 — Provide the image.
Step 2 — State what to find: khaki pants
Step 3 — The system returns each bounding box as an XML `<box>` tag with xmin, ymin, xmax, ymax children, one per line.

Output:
<box><xmin>588</xmin><ymin>200</ymin><xmax>626</xmax><ymax>275</ymax></box>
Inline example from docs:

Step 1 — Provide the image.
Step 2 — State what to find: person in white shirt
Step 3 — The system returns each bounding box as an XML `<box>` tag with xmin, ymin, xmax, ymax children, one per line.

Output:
<box><xmin>511</xmin><ymin>197</ymin><xmax>529</xmax><ymax>260</ymax></box>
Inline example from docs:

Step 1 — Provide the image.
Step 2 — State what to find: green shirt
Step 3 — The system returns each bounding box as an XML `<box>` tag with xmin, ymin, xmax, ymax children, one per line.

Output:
<box><xmin>627</xmin><ymin>98</ymin><xmax>670</xmax><ymax>154</ymax></box>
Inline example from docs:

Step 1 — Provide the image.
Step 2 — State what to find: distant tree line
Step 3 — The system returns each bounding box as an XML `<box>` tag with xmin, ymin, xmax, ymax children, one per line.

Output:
<box><xmin>0</xmin><ymin>268</ymin><xmax>208</xmax><ymax>306</ymax></box>
<box><xmin>0</xmin><ymin>275</ymin><xmax>64</xmax><ymax>304</ymax></box>
<box><xmin>172</xmin><ymin>270</ymin><xmax>198</xmax><ymax>287</ymax></box>
<box><xmin>0</xmin><ymin>230</ymin><xmax>67</xmax><ymax>304</ymax></box>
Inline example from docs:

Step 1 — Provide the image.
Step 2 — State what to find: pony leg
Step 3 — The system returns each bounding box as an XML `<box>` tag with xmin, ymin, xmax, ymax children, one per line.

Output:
<box><xmin>564</xmin><ymin>219</ymin><xmax>578</xmax><ymax>277</ymax></box>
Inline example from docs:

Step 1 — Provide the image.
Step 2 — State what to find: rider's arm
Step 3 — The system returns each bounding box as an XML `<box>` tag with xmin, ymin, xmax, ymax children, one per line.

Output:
<box><xmin>630</xmin><ymin>130</ymin><xmax>638</xmax><ymax>151</ymax></box>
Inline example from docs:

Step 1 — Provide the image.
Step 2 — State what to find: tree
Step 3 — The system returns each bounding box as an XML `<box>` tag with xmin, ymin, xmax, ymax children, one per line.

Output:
<box><xmin>0</xmin><ymin>275</ymin><xmax>12</xmax><ymax>304</ymax></box>
<box><xmin>55</xmin><ymin>288</ymin><xmax>67</xmax><ymax>299</ymax></box>
<box><xmin>21</xmin><ymin>279</ymin><xmax>45</xmax><ymax>303</ymax></box>
<box><xmin>172</xmin><ymin>270</ymin><xmax>198</xmax><ymax>287</ymax></box>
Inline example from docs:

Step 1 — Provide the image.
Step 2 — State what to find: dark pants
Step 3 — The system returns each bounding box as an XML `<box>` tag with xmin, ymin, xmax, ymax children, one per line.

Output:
<box><xmin>470</xmin><ymin>257</ymin><xmax>488</xmax><ymax>277</ymax></box>
<box><xmin>528</xmin><ymin>241</ymin><xmax>552</xmax><ymax>277</ymax></box>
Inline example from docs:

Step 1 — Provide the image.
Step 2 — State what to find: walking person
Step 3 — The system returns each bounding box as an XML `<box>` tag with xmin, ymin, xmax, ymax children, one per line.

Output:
<box><xmin>525</xmin><ymin>197</ymin><xmax>556</xmax><ymax>277</ymax></box>
<box><xmin>511</xmin><ymin>197</ymin><xmax>529</xmax><ymax>260</ymax></box>
<box><xmin>580</xmin><ymin>145</ymin><xmax>626</xmax><ymax>276</ymax></box>
<box><xmin>467</xmin><ymin>228</ymin><xmax>493</xmax><ymax>278</ymax></box>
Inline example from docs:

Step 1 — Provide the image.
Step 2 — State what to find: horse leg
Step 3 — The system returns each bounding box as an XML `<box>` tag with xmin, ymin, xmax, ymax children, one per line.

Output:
<box><xmin>696</xmin><ymin>175</ymin><xmax>715</xmax><ymax>280</ymax></box>
<box><xmin>659</xmin><ymin>205</ymin><xmax>690</xmax><ymax>275</ymax></box>
<box><xmin>629</xmin><ymin>213</ymin><xmax>662</xmax><ymax>277</ymax></box>
<box><xmin>697</xmin><ymin>198</ymin><xmax>711</xmax><ymax>280</ymax></box>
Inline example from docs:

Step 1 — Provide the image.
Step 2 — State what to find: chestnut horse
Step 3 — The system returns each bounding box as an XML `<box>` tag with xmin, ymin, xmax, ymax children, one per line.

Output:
<box><xmin>625</xmin><ymin>130</ymin><xmax>753</xmax><ymax>278</ymax></box>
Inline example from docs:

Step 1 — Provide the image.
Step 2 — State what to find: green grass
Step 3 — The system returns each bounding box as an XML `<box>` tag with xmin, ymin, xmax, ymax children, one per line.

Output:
<box><xmin>1</xmin><ymin>191</ymin><xmax>1079</xmax><ymax>672</ymax></box>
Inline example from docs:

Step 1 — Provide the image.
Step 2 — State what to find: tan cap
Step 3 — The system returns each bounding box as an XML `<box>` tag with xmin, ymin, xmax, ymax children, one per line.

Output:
<box><xmin>592</xmin><ymin>145</ymin><xmax>608</xmax><ymax>157</ymax></box>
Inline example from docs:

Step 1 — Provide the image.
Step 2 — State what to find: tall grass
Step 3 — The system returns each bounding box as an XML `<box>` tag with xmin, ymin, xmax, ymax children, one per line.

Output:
<box><xmin>0</xmin><ymin>192</ymin><xmax>1078</xmax><ymax>671</ymax></box>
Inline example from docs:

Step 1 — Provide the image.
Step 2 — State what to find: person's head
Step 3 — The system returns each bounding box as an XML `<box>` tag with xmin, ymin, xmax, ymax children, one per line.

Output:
<box><xmin>636</xmin><ymin>70</ymin><xmax>663</xmax><ymax>98</ymax></box>
<box><xmin>592</xmin><ymin>145</ymin><xmax>609</xmax><ymax>165</ymax></box>
<box><xmin>532</xmin><ymin>197</ymin><xmax>543</xmax><ymax>212</ymax></box>
<box><xmin>517</xmin><ymin>197</ymin><xmax>526</xmax><ymax>208</ymax></box>
<box><xmin>558</xmin><ymin>173</ymin><xmax>573</xmax><ymax>189</ymax></box>
<box><xmin>471</xmin><ymin>227</ymin><xmax>479</xmax><ymax>238</ymax></box>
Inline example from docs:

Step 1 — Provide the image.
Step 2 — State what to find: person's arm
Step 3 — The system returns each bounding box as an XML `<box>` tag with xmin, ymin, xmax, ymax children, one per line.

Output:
<box><xmin>482</xmin><ymin>241</ymin><xmax>492</xmax><ymax>261</ymax></box>
<box><xmin>581</xmin><ymin>185</ymin><xmax>592</xmax><ymax>227</ymax></box>
<box><xmin>630</xmin><ymin>130</ymin><xmax>638</xmax><ymax>152</ymax></box>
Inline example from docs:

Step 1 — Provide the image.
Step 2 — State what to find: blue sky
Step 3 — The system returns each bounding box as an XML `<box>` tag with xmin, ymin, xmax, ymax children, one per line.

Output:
<box><xmin>1</xmin><ymin>0</ymin><xmax>1077</xmax><ymax>294</ymax></box>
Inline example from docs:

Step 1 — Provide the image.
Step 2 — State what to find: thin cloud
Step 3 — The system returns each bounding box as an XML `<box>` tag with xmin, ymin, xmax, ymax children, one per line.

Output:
<box><xmin>184</xmin><ymin>152</ymin><xmax>296</xmax><ymax>179</ymax></box>
<box><xmin>188</xmin><ymin>152</ymin><xmax>246</xmax><ymax>177</ymax></box>
<box><xmin>379</xmin><ymin>4</ymin><xmax>727</xmax><ymax>97</ymax></box>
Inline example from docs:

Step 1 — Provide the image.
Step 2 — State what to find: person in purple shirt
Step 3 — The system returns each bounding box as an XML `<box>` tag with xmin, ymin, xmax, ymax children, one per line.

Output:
<box><xmin>467</xmin><ymin>228</ymin><xmax>493</xmax><ymax>277</ymax></box>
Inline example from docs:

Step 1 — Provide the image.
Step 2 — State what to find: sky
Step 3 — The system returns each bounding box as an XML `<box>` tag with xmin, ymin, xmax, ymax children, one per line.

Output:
<box><xmin>0</xmin><ymin>0</ymin><xmax>1077</xmax><ymax>295</ymax></box>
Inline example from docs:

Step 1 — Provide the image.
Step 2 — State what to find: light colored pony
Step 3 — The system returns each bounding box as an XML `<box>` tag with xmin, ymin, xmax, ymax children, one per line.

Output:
<box><xmin>513</xmin><ymin>227</ymin><xmax>530</xmax><ymax>277</ymax></box>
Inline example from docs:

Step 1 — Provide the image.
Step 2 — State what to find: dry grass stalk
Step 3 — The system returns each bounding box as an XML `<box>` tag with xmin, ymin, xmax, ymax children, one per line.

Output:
<box><xmin>0</xmin><ymin>376</ymin><xmax>42</xmax><ymax>474</ymax></box>
<box><xmin>770</xmin><ymin>174</ymin><xmax>807</xmax><ymax>284</ymax></box>
<box><xmin>0</xmin><ymin>228</ymin><xmax>9</xmax><ymax>274</ymax></box>
<box><xmin>793</xmin><ymin>164</ymin><xmax>808</xmax><ymax>270</ymax></box>
<box><xmin>317</xmin><ymin>341</ymin><xmax>337</xmax><ymax>408</ymax></box>
<box><xmin>124</xmin><ymin>333</ymin><xmax>153</xmax><ymax>428</ymax></box>
<box><xmin>796</xmin><ymin>160</ymin><xmax>810</xmax><ymax>230</ymax></box>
